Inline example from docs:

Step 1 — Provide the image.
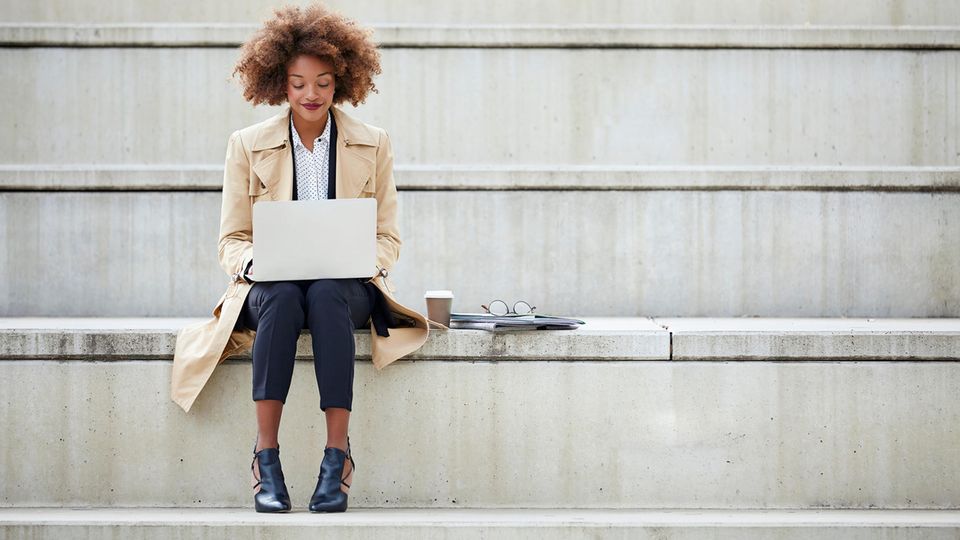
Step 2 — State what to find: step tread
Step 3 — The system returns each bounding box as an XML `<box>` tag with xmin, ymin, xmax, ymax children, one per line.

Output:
<box><xmin>661</xmin><ymin>318</ymin><xmax>960</xmax><ymax>360</ymax></box>
<box><xmin>0</xmin><ymin>317</ymin><xmax>670</xmax><ymax>361</ymax></box>
<box><xmin>659</xmin><ymin>317</ymin><xmax>960</xmax><ymax>333</ymax></box>
<box><xmin>4</xmin><ymin>316</ymin><xmax>959</xmax><ymax>333</ymax></box>
<box><xmin>3</xmin><ymin>508</ymin><xmax>960</xmax><ymax>527</ymax></box>
<box><xmin>3</xmin><ymin>165</ymin><xmax>959</xmax><ymax>192</ymax></box>
<box><xmin>0</xmin><ymin>316</ymin><xmax>658</xmax><ymax>334</ymax></box>
<box><xmin>1</xmin><ymin>318</ymin><xmax>958</xmax><ymax>360</ymax></box>
<box><xmin>3</xmin><ymin>23</ymin><xmax>960</xmax><ymax>49</ymax></box>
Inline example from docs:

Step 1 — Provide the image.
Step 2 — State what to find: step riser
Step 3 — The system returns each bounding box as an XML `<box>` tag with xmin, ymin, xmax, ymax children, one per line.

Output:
<box><xmin>6</xmin><ymin>0</ymin><xmax>959</xmax><ymax>25</ymax></box>
<box><xmin>2</xmin><ymin>191</ymin><xmax>958</xmax><ymax>317</ymax></box>
<box><xmin>2</xmin><ymin>524</ymin><xmax>957</xmax><ymax>540</ymax></box>
<box><xmin>3</xmin><ymin>48</ymin><xmax>958</xmax><ymax>166</ymax></box>
<box><xmin>2</xmin><ymin>360</ymin><xmax>958</xmax><ymax>508</ymax></box>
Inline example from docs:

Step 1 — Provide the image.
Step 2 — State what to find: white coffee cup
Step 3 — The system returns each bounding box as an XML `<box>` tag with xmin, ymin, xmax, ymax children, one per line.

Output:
<box><xmin>424</xmin><ymin>290</ymin><xmax>454</xmax><ymax>327</ymax></box>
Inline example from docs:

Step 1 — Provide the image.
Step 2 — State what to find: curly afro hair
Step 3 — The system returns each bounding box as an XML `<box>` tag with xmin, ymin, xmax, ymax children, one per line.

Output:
<box><xmin>233</xmin><ymin>3</ymin><xmax>382</xmax><ymax>107</ymax></box>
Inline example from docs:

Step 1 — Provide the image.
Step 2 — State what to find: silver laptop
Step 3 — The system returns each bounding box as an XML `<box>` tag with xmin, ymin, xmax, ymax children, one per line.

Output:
<box><xmin>252</xmin><ymin>199</ymin><xmax>377</xmax><ymax>281</ymax></box>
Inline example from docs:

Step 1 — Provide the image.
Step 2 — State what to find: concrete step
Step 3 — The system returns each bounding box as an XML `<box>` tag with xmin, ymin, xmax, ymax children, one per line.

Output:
<box><xmin>1</xmin><ymin>318</ymin><xmax>959</xmax><ymax>508</ymax></box>
<box><xmin>660</xmin><ymin>318</ymin><xmax>960</xmax><ymax>359</ymax></box>
<box><xmin>0</xmin><ymin>317</ymin><xmax>670</xmax><ymax>361</ymax></box>
<box><xmin>3</xmin><ymin>508</ymin><xmax>960</xmax><ymax>539</ymax></box>
<box><xmin>2</xmin><ymin>47</ymin><xmax>958</xmax><ymax>166</ymax></box>
<box><xmin>1</xmin><ymin>190</ymin><xmax>957</xmax><ymax>317</ymax></box>
<box><xmin>5</xmin><ymin>317</ymin><xmax>956</xmax><ymax>361</ymax></box>
<box><xmin>5</xmin><ymin>165</ymin><xmax>960</xmax><ymax>191</ymax></box>
<box><xmin>5</xmin><ymin>0</ymin><xmax>959</xmax><ymax>25</ymax></box>
<box><xmin>5</xmin><ymin>23</ymin><xmax>960</xmax><ymax>49</ymax></box>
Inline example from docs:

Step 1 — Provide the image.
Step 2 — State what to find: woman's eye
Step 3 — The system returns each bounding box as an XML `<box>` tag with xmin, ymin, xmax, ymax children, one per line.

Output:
<box><xmin>319</xmin><ymin>84</ymin><xmax>330</xmax><ymax>88</ymax></box>
<box><xmin>293</xmin><ymin>85</ymin><xmax>304</xmax><ymax>89</ymax></box>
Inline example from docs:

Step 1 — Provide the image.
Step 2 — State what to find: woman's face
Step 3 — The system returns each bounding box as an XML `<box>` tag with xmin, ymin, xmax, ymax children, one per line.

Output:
<box><xmin>286</xmin><ymin>55</ymin><xmax>336</xmax><ymax>124</ymax></box>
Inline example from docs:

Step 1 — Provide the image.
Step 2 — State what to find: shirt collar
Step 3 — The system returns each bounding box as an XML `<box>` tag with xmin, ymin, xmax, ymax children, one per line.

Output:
<box><xmin>289</xmin><ymin>111</ymin><xmax>332</xmax><ymax>150</ymax></box>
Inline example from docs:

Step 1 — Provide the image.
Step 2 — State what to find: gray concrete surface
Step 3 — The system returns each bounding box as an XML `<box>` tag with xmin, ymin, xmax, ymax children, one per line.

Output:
<box><xmin>4</xmin><ymin>0</ymin><xmax>958</xmax><ymax>25</ymax></box>
<box><xmin>0</xmin><ymin>318</ymin><xmax>670</xmax><ymax>361</ymax></box>
<box><xmin>2</xmin><ymin>508</ymin><xmax>960</xmax><ymax>539</ymax></box>
<box><xmin>4</xmin><ymin>24</ymin><xmax>960</xmax><ymax>49</ymax></box>
<box><xmin>2</xmin><ymin>48</ymin><xmax>958</xmax><ymax>166</ymax></box>
<box><xmin>1</xmin><ymin>191</ymin><xmax>957</xmax><ymax>317</ymax></box>
<box><xmin>1</xmin><ymin>359</ymin><xmax>958</xmax><ymax>507</ymax></box>
<box><xmin>3</xmin><ymin>318</ymin><xmax>957</xmax><ymax>361</ymax></box>
<box><xmin>4</xmin><ymin>3</ymin><xmax>959</xmax><ymax>531</ymax></box>
<box><xmin>4</xmin><ymin>165</ymin><xmax>960</xmax><ymax>191</ymax></box>
<box><xmin>659</xmin><ymin>318</ymin><xmax>960</xmax><ymax>359</ymax></box>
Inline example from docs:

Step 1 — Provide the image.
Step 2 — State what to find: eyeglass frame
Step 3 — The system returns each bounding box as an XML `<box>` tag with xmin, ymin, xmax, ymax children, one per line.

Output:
<box><xmin>481</xmin><ymin>299</ymin><xmax>536</xmax><ymax>316</ymax></box>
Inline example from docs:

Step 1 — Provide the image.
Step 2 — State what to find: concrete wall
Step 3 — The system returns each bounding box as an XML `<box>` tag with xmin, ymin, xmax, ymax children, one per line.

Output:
<box><xmin>2</xmin><ymin>48</ymin><xmax>958</xmax><ymax>166</ymax></box>
<box><xmin>2</xmin><ymin>359</ymin><xmax>959</xmax><ymax>508</ymax></box>
<box><xmin>2</xmin><ymin>190</ymin><xmax>957</xmax><ymax>317</ymax></box>
<box><xmin>1</xmin><ymin>6</ymin><xmax>957</xmax><ymax>318</ymax></box>
<box><xmin>3</xmin><ymin>0</ymin><xmax>959</xmax><ymax>25</ymax></box>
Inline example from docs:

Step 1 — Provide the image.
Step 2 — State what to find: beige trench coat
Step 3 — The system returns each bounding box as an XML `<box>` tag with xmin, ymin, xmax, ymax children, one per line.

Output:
<box><xmin>171</xmin><ymin>105</ymin><xmax>430</xmax><ymax>412</ymax></box>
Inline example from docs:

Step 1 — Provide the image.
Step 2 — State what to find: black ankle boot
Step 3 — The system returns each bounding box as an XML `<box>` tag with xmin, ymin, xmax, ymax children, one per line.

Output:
<box><xmin>252</xmin><ymin>445</ymin><xmax>292</xmax><ymax>513</ymax></box>
<box><xmin>308</xmin><ymin>441</ymin><xmax>355</xmax><ymax>513</ymax></box>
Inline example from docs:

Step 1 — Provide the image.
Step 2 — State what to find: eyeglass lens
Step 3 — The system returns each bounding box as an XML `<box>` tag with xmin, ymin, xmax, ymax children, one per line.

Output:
<box><xmin>513</xmin><ymin>301</ymin><xmax>532</xmax><ymax>315</ymax></box>
<box><xmin>488</xmin><ymin>300</ymin><xmax>508</xmax><ymax>316</ymax></box>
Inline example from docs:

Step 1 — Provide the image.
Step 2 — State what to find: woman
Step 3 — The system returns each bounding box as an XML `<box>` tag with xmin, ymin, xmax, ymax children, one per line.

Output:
<box><xmin>170</xmin><ymin>4</ymin><xmax>430</xmax><ymax>514</ymax></box>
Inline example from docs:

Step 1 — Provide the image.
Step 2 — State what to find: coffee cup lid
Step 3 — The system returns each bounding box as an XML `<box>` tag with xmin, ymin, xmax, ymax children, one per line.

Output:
<box><xmin>424</xmin><ymin>290</ymin><xmax>454</xmax><ymax>299</ymax></box>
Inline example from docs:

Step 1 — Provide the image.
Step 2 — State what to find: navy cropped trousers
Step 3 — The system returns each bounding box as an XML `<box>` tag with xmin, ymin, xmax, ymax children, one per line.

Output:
<box><xmin>237</xmin><ymin>279</ymin><xmax>372</xmax><ymax>410</ymax></box>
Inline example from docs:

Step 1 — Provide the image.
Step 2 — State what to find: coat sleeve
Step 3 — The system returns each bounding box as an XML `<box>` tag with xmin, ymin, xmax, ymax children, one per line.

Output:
<box><xmin>217</xmin><ymin>130</ymin><xmax>255</xmax><ymax>279</ymax></box>
<box><xmin>374</xmin><ymin>128</ymin><xmax>401</xmax><ymax>271</ymax></box>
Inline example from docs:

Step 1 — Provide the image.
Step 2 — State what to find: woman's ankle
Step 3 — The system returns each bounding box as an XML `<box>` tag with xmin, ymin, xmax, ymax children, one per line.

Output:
<box><xmin>255</xmin><ymin>434</ymin><xmax>279</xmax><ymax>453</ymax></box>
<box><xmin>325</xmin><ymin>440</ymin><xmax>348</xmax><ymax>452</ymax></box>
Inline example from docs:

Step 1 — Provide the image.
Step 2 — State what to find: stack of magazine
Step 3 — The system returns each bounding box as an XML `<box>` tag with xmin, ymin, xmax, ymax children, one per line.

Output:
<box><xmin>449</xmin><ymin>313</ymin><xmax>585</xmax><ymax>331</ymax></box>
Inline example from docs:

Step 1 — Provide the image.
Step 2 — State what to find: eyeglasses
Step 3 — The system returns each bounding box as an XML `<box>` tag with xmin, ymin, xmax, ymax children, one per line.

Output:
<box><xmin>481</xmin><ymin>299</ymin><xmax>536</xmax><ymax>316</ymax></box>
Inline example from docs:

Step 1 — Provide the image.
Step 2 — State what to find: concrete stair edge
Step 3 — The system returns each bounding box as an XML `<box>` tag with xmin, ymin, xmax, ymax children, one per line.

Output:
<box><xmin>3</xmin><ymin>165</ymin><xmax>960</xmax><ymax>192</ymax></box>
<box><xmin>5</xmin><ymin>0</ymin><xmax>960</xmax><ymax>27</ymax></box>
<box><xmin>2</xmin><ymin>507</ymin><xmax>960</xmax><ymax>526</ymax></box>
<box><xmin>2</xmin><ymin>317</ymin><xmax>959</xmax><ymax>361</ymax></box>
<box><xmin>2</xmin><ymin>508</ymin><xmax>960</xmax><ymax>540</ymax></box>
<box><xmin>3</xmin><ymin>23</ymin><xmax>960</xmax><ymax>49</ymax></box>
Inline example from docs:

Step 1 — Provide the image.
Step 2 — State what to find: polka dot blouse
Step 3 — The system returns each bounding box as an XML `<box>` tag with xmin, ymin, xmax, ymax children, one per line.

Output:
<box><xmin>290</xmin><ymin>112</ymin><xmax>332</xmax><ymax>201</ymax></box>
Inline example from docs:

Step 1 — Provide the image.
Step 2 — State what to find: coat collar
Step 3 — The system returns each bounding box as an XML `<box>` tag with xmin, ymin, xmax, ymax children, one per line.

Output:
<box><xmin>249</xmin><ymin>104</ymin><xmax>379</xmax><ymax>201</ymax></box>
<box><xmin>250</xmin><ymin>104</ymin><xmax>378</xmax><ymax>151</ymax></box>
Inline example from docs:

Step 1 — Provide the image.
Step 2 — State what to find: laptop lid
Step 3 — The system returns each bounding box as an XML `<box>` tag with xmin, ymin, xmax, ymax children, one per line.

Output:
<box><xmin>252</xmin><ymin>199</ymin><xmax>377</xmax><ymax>282</ymax></box>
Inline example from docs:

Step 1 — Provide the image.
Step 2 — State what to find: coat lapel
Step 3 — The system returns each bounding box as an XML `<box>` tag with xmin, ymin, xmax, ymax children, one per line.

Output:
<box><xmin>332</xmin><ymin>107</ymin><xmax>377</xmax><ymax>200</ymax></box>
<box><xmin>250</xmin><ymin>107</ymin><xmax>293</xmax><ymax>201</ymax></box>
